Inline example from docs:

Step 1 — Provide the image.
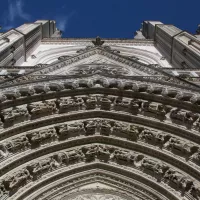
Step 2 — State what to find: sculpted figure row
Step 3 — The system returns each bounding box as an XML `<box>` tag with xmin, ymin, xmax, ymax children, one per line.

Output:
<box><xmin>0</xmin><ymin>79</ymin><xmax>200</xmax><ymax>106</ymax></box>
<box><xmin>0</xmin><ymin>120</ymin><xmax>199</xmax><ymax>165</ymax></box>
<box><xmin>1</xmin><ymin>95</ymin><xmax>200</xmax><ymax>129</ymax></box>
<box><xmin>0</xmin><ymin>145</ymin><xmax>199</xmax><ymax>199</ymax></box>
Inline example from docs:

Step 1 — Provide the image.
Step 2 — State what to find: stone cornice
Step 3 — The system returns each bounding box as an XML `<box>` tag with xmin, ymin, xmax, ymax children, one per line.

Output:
<box><xmin>41</xmin><ymin>38</ymin><xmax>155</xmax><ymax>46</ymax></box>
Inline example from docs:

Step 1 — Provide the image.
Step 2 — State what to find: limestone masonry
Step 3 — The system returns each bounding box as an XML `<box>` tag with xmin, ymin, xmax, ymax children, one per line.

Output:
<box><xmin>0</xmin><ymin>19</ymin><xmax>199</xmax><ymax>200</ymax></box>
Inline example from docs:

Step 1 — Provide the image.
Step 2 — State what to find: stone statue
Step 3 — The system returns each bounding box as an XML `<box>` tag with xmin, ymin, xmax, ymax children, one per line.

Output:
<box><xmin>164</xmin><ymin>137</ymin><xmax>196</xmax><ymax>156</ymax></box>
<box><xmin>139</xmin><ymin>129</ymin><xmax>167</xmax><ymax>146</ymax></box>
<box><xmin>99</xmin><ymin>120</ymin><xmax>112</xmax><ymax>136</ymax></box>
<box><xmin>147</xmin><ymin>85</ymin><xmax>163</xmax><ymax>94</ymax></box>
<box><xmin>3</xmin><ymin>90</ymin><xmax>21</xmax><ymax>100</ymax></box>
<box><xmin>27</xmin><ymin>128</ymin><xmax>57</xmax><ymax>146</ymax></box>
<box><xmin>28</xmin><ymin>100</ymin><xmax>57</xmax><ymax>118</ymax></box>
<box><xmin>190</xmin><ymin>184</ymin><xmax>200</xmax><ymax>199</ymax></box>
<box><xmin>53</xmin><ymin>152</ymin><xmax>69</xmax><ymax>165</ymax></box>
<box><xmin>57</xmin><ymin>122</ymin><xmax>86</xmax><ymax>138</ymax></box>
<box><xmin>0</xmin><ymin>182</ymin><xmax>8</xmax><ymax>197</ymax></box>
<box><xmin>19</xmin><ymin>87</ymin><xmax>35</xmax><ymax>96</ymax></box>
<box><xmin>27</xmin><ymin>157</ymin><xmax>57</xmax><ymax>177</ymax></box>
<box><xmin>141</xmin><ymin>158</ymin><xmax>169</xmax><ymax>177</ymax></box>
<box><xmin>1</xmin><ymin>106</ymin><xmax>30</xmax><ymax>127</ymax></box>
<box><xmin>86</xmin><ymin>96</ymin><xmax>97</xmax><ymax>109</ymax></box>
<box><xmin>59</xmin><ymin>97</ymin><xmax>85</xmax><ymax>113</ymax></box>
<box><xmin>114</xmin><ymin>97</ymin><xmax>132</xmax><ymax>112</ymax></box>
<box><xmin>82</xmin><ymin>145</ymin><xmax>99</xmax><ymax>162</ymax></box>
<box><xmin>6</xmin><ymin>136</ymin><xmax>30</xmax><ymax>152</ymax></box>
<box><xmin>112</xmin><ymin>122</ymin><xmax>129</xmax><ymax>138</ymax></box>
<box><xmin>0</xmin><ymin>144</ymin><xmax>8</xmax><ymax>159</ymax></box>
<box><xmin>190</xmin><ymin>149</ymin><xmax>200</xmax><ymax>164</ymax></box>
<box><xmin>164</xmin><ymin>169</ymin><xmax>193</xmax><ymax>191</ymax></box>
<box><xmin>100</xmin><ymin>97</ymin><xmax>112</xmax><ymax>110</ymax></box>
<box><xmin>67</xmin><ymin>149</ymin><xmax>84</xmax><ymax>164</ymax></box>
<box><xmin>111</xmin><ymin>149</ymin><xmax>141</xmax><ymax>165</ymax></box>
<box><xmin>85</xmin><ymin>120</ymin><xmax>97</xmax><ymax>135</ymax></box>
<box><xmin>63</xmin><ymin>81</ymin><xmax>79</xmax><ymax>90</ymax></box>
<box><xmin>161</xmin><ymin>88</ymin><xmax>178</xmax><ymax>98</ymax></box>
<box><xmin>98</xmin><ymin>145</ymin><xmax>111</xmax><ymax>162</ymax></box>
<box><xmin>128</xmin><ymin>125</ymin><xmax>140</xmax><ymax>141</ymax></box>
<box><xmin>48</xmin><ymin>83</ymin><xmax>64</xmax><ymax>92</ymax></box>
<box><xmin>141</xmin><ymin>102</ymin><xmax>166</xmax><ymax>119</ymax></box>
<box><xmin>170</xmin><ymin>108</ymin><xmax>196</xmax><ymax>126</ymax></box>
<box><xmin>0</xmin><ymin>93</ymin><xmax>7</xmax><ymax>103</ymax></box>
<box><xmin>132</xmin><ymin>83</ymin><xmax>148</xmax><ymax>92</ymax></box>
<box><xmin>4</xmin><ymin>169</ymin><xmax>32</xmax><ymax>191</ymax></box>
<box><xmin>33</xmin><ymin>85</ymin><xmax>50</xmax><ymax>94</ymax></box>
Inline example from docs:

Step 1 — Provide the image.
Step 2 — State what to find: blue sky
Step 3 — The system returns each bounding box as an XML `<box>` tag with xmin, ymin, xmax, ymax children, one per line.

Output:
<box><xmin>0</xmin><ymin>0</ymin><xmax>199</xmax><ymax>38</ymax></box>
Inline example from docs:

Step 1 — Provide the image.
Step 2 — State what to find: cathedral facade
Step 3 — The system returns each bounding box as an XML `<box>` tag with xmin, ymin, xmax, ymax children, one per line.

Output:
<box><xmin>0</xmin><ymin>20</ymin><xmax>199</xmax><ymax>200</ymax></box>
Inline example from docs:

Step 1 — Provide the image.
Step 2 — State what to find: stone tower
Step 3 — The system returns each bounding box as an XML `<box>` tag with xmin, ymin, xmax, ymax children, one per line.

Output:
<box><xmin>0</xmin><ymin>20</ymin><xmax>199</xmax><ymax>200</ymax></box>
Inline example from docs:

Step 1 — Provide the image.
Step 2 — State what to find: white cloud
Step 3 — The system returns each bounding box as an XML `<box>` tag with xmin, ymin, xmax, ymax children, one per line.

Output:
<box><xmin>2</xmin><ymin>0</ymin><xmax>31</xmax><ymax>30</ymax></box>
<box><xmin>15</xmin><ymin>0</ymin><xmax>31</xmax><ymax>20</ymax></box>
<box><xmin>56</xmin><ymin>11</ymin><xmax>76</xmax><ymax>32</ymax></box>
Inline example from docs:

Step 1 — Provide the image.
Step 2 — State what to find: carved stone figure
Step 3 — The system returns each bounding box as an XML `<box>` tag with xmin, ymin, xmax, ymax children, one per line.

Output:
<box><xmin>0</xmin><ymin>182</ymin><xmax>8</xmax><ymax>197</ymax></box>
<box><xmin>27</xmin><ymin>157</ymin><xmax>57</xmax><ymax>177</ymax></box>
<box><xmin>53</xmin><ymin>152</ymin><xmax>69</xmax><ymax>165</ymax></box>
<box><xmin>100</xmin><ymin>97</ymin><xmax>112</xmax><ymax>110</ymax></box>
<box><xmin>194</xmin><ymin>117</ymin><xmax>200</xmax><ymax>131</ymax></box>
<box><xmin>59</xmin><ymin>97</ymin><xmax>85</xmax><ymax>113</ymax></box>
<box><xmin>85</xmin><ymin>120</ymin><xmax>97</xmax><ymax>135</ymax></box>
<box><xmin>33</xmin><ymin>85</ymin><xmax>50</xmax><ymax>94</ymax></box>
<box><xmin>78</xmin><ymin>79</ymin><xmax>91</xmax><ymax>88</ymax></box>
<box><xmin>4</xmin><ymin>169</ymin><xmax>32</xmax><ymax>191</ymax></box>
<box><xmin>141</xmin><ymin>158</ymin><xmax>169</xmax><ymax>177</ymax></box>
<box><xmin>176</xmin><ymin>92</ymin><xmax>193</xmax><ymax>101</ymax></box>
<box><xmin>112</xmin><ymin>122</ymin><xmax>129</xmax><ymax>138</ymax></box>
<box><xmin>132</xmin><ymin>83</ymin><xmax>148</xmax><ymax>92</ymax></box>
<box><xmin>27</xmin><ymin>128</ymin><xmax>57</xmax><ymax>146</ymax></box>
<box><xmin>147</xmin><ymin>85</ymin><xmax>163</xmax><ymax>94</ymax></box>
<box><xmin>3</xmin><ymin>90</ymin><xmax>21</xmax><ymax>100</ymax></box>
<box><xmin>111</xmin><ymin>149</ymin><xmax>142</xmax><ymax>165</ymax></box>
<box><xmin>108</xmin><ymin>80</ymin><xmax>119</xmax><ymax>89</ymax></box>
<box><xmin>170</xmin><ymin>108</ymin><xmax>197</xmax><ymax>126</ymax></box>
<box><xmin>1</xmin><ymin>106</ymin><xmax>30</xmax><ymax>127</ymax></box>
<box><xmin>56</xmin><ymin>122</ymin><xmax>85</xmax><ymax>139</ymax></box>
<box><xmin>0</xmin><ymin>144</ymin><xmax>8</xmax><ymax>159</ymax></box>
<box><xmin>164</xmin><ymin>169</ymin><xmax>193</xmax><ymax>191</ymax></box>
<box><xmin>99</xmin><ymin>120</ymin><xmax>112</xmax><ymax>136</ymax></box>
<box><xmin>190</xmin><ymin>184</ymin><xmax>200</xmax><ymax>199</ymax></box>
<box><xmin>28</xmin><ymin>100</ymin><xmax>57</xmax><ymax>118</ymax></box>
<box><xmin>63</xmin><ymin>81</ymin><xmax>79</xmax><ymax>89</ymax></box>
<box><xmin>19</xmin><ymin>87</ymin><xmax>35</xmax><ymax>96</ymax></box>
<box><xmin>161</xmin><ymin>88</ymin><xmax>178</xmax><ymax>98</ymax></box>
<box><xmin>67</xmin><ymin>149</ymin><xmax>84</xmax><ymax>164</ymax></box>
<box><xmin>0</xmin><ymin>93</ymin><xmax>7</xmax><ymax>103</ymax></box>
<box><xmin>141</xmin><ymin>102</ymin><xmax>166</xmax><ymax>119</ymax></box>
<box><xmin>190</xmin><ymin>95</ymin><xmax>200</xmax><ymax>105</ymax></box>
<box><xmin>86</xmin><ymin>96</ymin><xmax>97</xmax><ymax>109</ymax></box>
<box><xmin>127</xmin><ymin>125</ymin><xmax>140</xmax><ymax>141</ymax></box>
<box><xmin>164</xmin><ymin>137</ymin><xmax>196</xmax><ymax>156</ymax></box>
<box><xmin>82</xmin><ymin>145</ymin><xmax>98</xmax><ymax>162</ymax></box>
<box><xmin>123</xmin><ymin>81</ymin><xmax>133</xmax><ymax>90</ymax></box>
<box><xmin>190</xmin><ymin>149</ymin><xmax>200</xmax><ymax>164</ymax></box>
<box><xmin>5</xmin><ymin>136</ymin><xmax>30</xmax><ymax>152</ymax></box>
<box><xmin>98</xmin><ymin>145</ymin><xmax>111</xmax><ymax>162</ymax></box>
<box><xmin>114</xmin><ymin>97</ymin><xmax>138</xmax><ymax>113</ymax></box>
<box><xmin>48</xmin><ymin>83</ymin><xmax>64</xmax><ymax>92</ymax></box>
<box><xmin>139</xmin><ymin>129</ymin><xmax>167</xmax><ymax>146</ymax></box>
